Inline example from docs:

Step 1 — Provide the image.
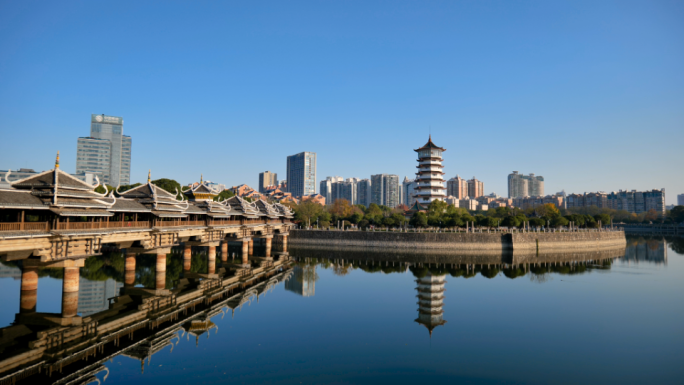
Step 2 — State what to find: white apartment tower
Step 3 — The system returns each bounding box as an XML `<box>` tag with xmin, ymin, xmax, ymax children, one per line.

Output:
<box><xmin>413</xmin><ymin>136</ymin><xmax>447</xmax><ymax>204</ymax></box>
<box><xmin>76</xmin><ymin>114</ymin><xmax>131</xmax><ymax>186</ymax></box>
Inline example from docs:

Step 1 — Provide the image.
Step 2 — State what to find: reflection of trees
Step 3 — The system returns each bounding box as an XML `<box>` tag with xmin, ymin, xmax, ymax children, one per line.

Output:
<box><xmin>479</xmin><ymin>267</ymin><xmax>500</xmax><ymax>279</ymax></box>
<box><xmin>666</xmin><ymin>237</ymin><xmax>684</xmax><ymax>255</ymax></box>
<box><xmin>332</xmin><ymin>264</ymin><xmax>352</xmax><ymax>276</ymax></box>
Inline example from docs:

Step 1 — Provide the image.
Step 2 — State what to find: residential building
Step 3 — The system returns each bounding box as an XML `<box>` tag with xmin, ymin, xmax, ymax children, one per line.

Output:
<box><xmin>413</xmin><ymin>136</ymin><xmax>447</xmax><ymax>204</ymax></box>
<box><xmin>258</xmin><ymin>171</ymin><xmax>278</xmax><ymax>193</ymax></box>
<box><xmin>371</xmin><ymin>174</ymin><xmax>400</xmax><ymax>208</ymax></box>
<box><xmin>357</xmin><ymin>179</ymin><xmax>372</xmax><ymax>207</ymax></box>
<box><xmin>467</xmin><ymin>177</ymin><xmax>484</xmax><ymax>198</ymax></box>
<box><xmin>76</xmin><ymin>114</ymin><xmax>131</xmax><ymax>186</ymax></box>
<box><xmin>678</xmin><ymin>194</ymin><xmax>684</xmax><ymax>206</ymax></box>
<box><xmin>446</xmin><ymin>176</ymin><xmax>468</xmax><ymax>199</ymax></box>
<box><xmin>286</xmin><ymin>152</ymin><xmax>317</xmax><ymax>198</ymax></box>
<box><xmin>320</xmin><ymin>176</ymin><xmax>343</xmax><ymax>205</ymax></box>
<box><xmin>459</xmin><ymin>198</ymin><xmax>479</xmax><ymax>211</ymax></box>
<box><xmin>508</xmin><ymin>171</ymin><xmax>544</xmax><ymax>198</ymax></box>
<box><xmin>605</xmin><ymin>189</ymin><xmax>666</xmax><ymax>215</ymax></box>
<box><xmin>402</xmin><ymin>177</ymin><xmax>418</xmax><ymax>207</ymax></box>
<box><xmin>512</xmin><ymin>195</ymin><xmax>564</xmax><ymax>210</ymax></box>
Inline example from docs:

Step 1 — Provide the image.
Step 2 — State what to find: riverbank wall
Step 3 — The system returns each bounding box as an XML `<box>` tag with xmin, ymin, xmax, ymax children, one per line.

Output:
<box><xmin>288</xmin><ymin>230</ymin><xmax>626</xmax><ymax>253</ymax></box>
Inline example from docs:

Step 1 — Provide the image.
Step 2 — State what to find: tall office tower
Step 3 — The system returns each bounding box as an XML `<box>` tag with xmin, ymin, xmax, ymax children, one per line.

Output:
<box><xmin>447</xmin><ymin>175</ymin><xmax>468</xmax><ymax>199</ymax></box>
<box><xmin>414</xmin><ymin>271</ymin><xmax>447</xmax><ymax>337</ymax></box>
<box><xmin>467</xmin><ymin>177</ymin><xmax>484</xmax><ymax>198</ymax></box>
<box><xmin>320</xmin><ymin>176</ymin><xmax>343</xmax><ymax>204</ymax></box>
<box><xmin>508</xmin><ymin>171</ymin><xmax>543</xmax><ymax>198</ymax></box>
<box><xmin>414</xmin><ymin>136</ymin><xmax>447</xmax><ymax>205</ymax></box>
<box><xmin>527</xmin><ymin>173</ymin><xmax>544</xmax><ymax>197</ymax></box>
<box><xmin>76</xmin><ymin>114</ymin><xmax>131</xmax><ymax>186</ymax></box>
<box><xmin>286</xmin><ymin>152</ymin><xmax>317</xmax><ymax>197</ymax></box>
<box><xmin>678</xmin><ymin>194</ymin><xmax>684</xmax><ymax>206</ymax></box>
<box><xmin>402</xmin><ymin>177</ymin><xmax>418</xmax><ymax>207</ymax></box>
<box><xmin>371</xmin><ymin>174</ymin><xmax>400</xmax><ymax>208</ymax></box>
<box><xmin>258</xmin><ymin>171</ymin><xmax>278</xmax><ymax>193</ymax></box>
<box><xmin>357</xmin><ymin>179</ymin><xmax>372</xmax><ymax>207</ymax></box>
<box><xmin>77</xmin><ymin>277</ymin><xmax>123</xmax><ymax>316</ymax></box>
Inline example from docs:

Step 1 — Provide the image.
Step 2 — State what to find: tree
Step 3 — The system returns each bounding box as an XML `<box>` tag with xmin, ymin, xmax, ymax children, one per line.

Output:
<box><xmin>644</xmin><ymin>209</ymin><xmax>659</xmax><ymax>222</ymax></box>
<box><xmin>391</xmin><ymin>213</ymin><xmax>407</xmax><ymax>227</ymax></box>
<box><xmin>551</xmin><ymin>216</ymin><xmax>569</xmax><ymax>228</ymax></box>
<box><xmin>151</xmin><ymin>178</ymin><xmax>184</xmax><ymax>199</ymax></box>
<box><xmin>428</xmin><ymin>200</ymin><xmax>448</xmax><ymax>217</ymax></box>
<box><xmin>501</xmin><ymin>216</ymin><xmax>520</xmax><ymax>228</ymax></box>
<box><xmin>535</xmin><ymin>203</ymin><xmax>561</xmax><ymax>218</ymax></box>
<box><xmin>330</xmin><ymin>199</ymin><xmax>353</xmax><ymax>218</ymax></box>
<box><xmin>669</xmin><ymin>206</ymin><xmax>684</xmax><ymax>224</ymax></box>
<box><xmin>358</xmin><ymin>219</ymin><xmax>369</xmax><ymax>229</ymax></box>
<box><xmin>294</xmin><ymin>200</ymin><xmax>323</xmax><ymax>226</ymax></box>
<box><xmin>350</xmin><ymin>212</ymin><xmax>364</xmax><ymax>224</ymax></box>
<box><xmin>116</xmin><ymin>183</ymin><xmax>142</xmax><ymax>194</ymax></box>
<box><xmin>594</xmin><ymin>213</ymin><xmax>611</xmax><ymax>226</ymax></box>
<box><xmin>94</xmin><ymin>184</ymin><xmax>114</xmax><ymax>194</ymax></box>
<box><xmin>366</xmin><ymin>203</ymin><xmax>383</xmax><ymax>217</ymax></box>
<box><xmin>410</xmin><ymin>212</ymin><xmax>428</xmax><ymax>228</ymax></box>
<box><xmin>529</xmin><ymin>218</ymin><xmax>545</xmax><ymax>228</ymax></box>
<box><xmin>214</xmin><ymin>189</ymin><xmax>235</xmax><ymax>201</ymax></box>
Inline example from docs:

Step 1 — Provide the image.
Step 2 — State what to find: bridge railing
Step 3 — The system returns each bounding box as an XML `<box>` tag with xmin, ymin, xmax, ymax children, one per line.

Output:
<box><xmin>0</xmin><ymin>222</ymin><xmax>50</xmax><ymax>232</ymax></box>
<box><xmin>53</xmin><ymin>221</ymin><xmax>151</xmax><ymax>230</ymax></box>
<box><xmin>209</xmin><ymin>219</ymin><xmax>241</xmax><ymax>226</ymax></box>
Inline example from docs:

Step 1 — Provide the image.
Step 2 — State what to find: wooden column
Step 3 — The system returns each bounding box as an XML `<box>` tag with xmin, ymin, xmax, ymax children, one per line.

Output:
<box><xmin>156</xmin><ymin>254</ymin><xmax>166</xmax><ymax>290</ymax></box>
<box><xmin>242</xmin><ymin>239</ymin><xmax>249</xmax><ymax>266</ymax></box>
<box><xmin>61</xmin><ymin>267</ymin><xmax>80</xmax><ymax>317</ymax></box>
<box><xmin>248</xmin><ymin>239</ymin><xmax>254</xmax><ymax>256</ymax></box>
<box><xmin>221</xmin><ymin>241</ymin><xmax>228</xmax><ymax>262</ymax></box>
<box><xmin>265</xmin><ymin>237</ymin><xmax>272</xmax><ymax>258</ymax></box>
<box><xmin>125</xmin><ymin>252</ymin><xmax>136</xmax><ymax>287</ymax></box>
<box><xmin>20</xmin><ymin>267</ymin><xmax>38</xmax><ymax>313</ymax></box>
<box><xmin>208</xmin><ymin>246</ymin><xmax>216</xmax><ymax>274</ymax></box>
<box><xmin>282</xmin><ymin>235</ymin><xmax>288</xmax><ymax>252</ymax></box>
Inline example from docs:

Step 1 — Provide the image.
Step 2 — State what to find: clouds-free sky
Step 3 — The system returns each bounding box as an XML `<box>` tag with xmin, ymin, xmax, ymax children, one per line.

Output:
<box><xmin>1</xmin><ymin>1</ymin><xmax>682</xmax><ymax>203</ymax></box>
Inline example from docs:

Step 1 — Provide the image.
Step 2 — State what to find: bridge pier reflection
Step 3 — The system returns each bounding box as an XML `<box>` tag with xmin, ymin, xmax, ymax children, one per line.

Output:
<box><xmin>156</xmin><ymin>253</ymin><xmax>166</xmax><ymax>290</ymax></box>
<box><xmin>183</xmin><ymin>245</ymin><xmax>192</xmax><ymax>271</ymax></box>
<box><xmin>221</xmin><ymin>241</ymin><xmax>228</xmax><ymax>262</ymax></box>
<box><xmin>61</xmin><ymin>267</ymin><xmax>80</xmax><ymax>318</ymax></box>
<box><xmin>208</xmin><ymin>246</ymin><xmax>216</xmax><ymax>274</ymax></box>
<box><xmin>19</xmin><ymin>266</ymin><xmax>38</xmax><ymax>314</ymax></box>
<box><xmin>125</xmin><ymin>252</ymin><xmax>136</xmax><ymax>287</ymax></box>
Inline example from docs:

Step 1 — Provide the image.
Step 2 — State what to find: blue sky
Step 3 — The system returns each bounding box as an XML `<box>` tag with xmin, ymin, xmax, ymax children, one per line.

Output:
<box><xmin>1</xmin><ymin>1</ymin><xmax>682</xmax><ymax>203</ymax></box>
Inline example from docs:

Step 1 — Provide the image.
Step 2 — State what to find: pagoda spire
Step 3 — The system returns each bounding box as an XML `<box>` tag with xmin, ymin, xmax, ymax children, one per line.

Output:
<box><xmin>200</xmin><ymin>173</ymin><xmax>203</xmax><ymax>184</ymax></box>
<box><xmin>55</xmin><ymin>151</ymin><xmax>60</xmax><ymax>169</ymax></box>
<box><xmin>147</xmin><ymin>170</ymin><xmax>151</xmax><ymax>183</ymax></box>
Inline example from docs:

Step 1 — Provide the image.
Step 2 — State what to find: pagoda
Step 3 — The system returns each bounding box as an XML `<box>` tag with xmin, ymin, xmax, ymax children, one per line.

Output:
<box><xmin>413</xmin><ymin>136</ymin><xmax>446</xmax><ymax>204</ymax></box>
<box><xmin>414</xmin><ymin>271</ymin><xmax>447</xmax><ymax>336</ymax></box>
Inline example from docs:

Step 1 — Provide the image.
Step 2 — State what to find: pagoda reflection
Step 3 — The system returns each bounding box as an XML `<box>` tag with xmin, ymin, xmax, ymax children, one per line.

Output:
<box><xmin>415</xmin><ymin>271</ymin><xmax>447</xmax><ymax>336</ymax></box>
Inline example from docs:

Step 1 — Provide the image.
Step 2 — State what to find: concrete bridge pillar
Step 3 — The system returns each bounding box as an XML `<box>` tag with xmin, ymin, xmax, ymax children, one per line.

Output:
<box><xmin>125</xmin><ymin>252</ymin><xmax>136</xmax><ymax>287</ymax></box>
<box><xmin>20</xmin><ymin>267</ymin><xmax>38</xmax><ymax>314</ymax></box>
<box><xmin>208</xmin><ymin>246</ymin><xmax>216</xmax><ymax>274</ymax></box>
<box><xmin>183</xmin><ymin>245</ymin><xmax>192</xmax><ymax>271</ymax></box>
<box><xmin>221</xmin><ymin>241</ymin><xmax>228</xmax><ymax>262</ymax></box>
<box><xmin>248</xmin><ymin>239</ymin><xmax>254</xmax><ymax>256</ymax></box>
<box><xmin>156</xmin><ymin>254</ymin><xmax>167</xmax><ymax>290</ymax></box>
<box><xmin>61</xmin><ymin>267</ymin><xmax>80</xmax><ymax>318</ymax></box>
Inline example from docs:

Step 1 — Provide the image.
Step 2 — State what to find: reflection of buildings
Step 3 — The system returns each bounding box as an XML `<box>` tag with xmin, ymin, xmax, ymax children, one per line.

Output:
<box><xmin>0</xmin><ymin>264</ymin><xmax>21</xmax><ymax>280</ymax></box>
<box><xmin>415</xmin><ymin>272</ymin><xmax>447</xmax><ymax>336</ymax></box>
<box><xmin>78</xmin><ymin>278</ymin><xmax>123</xmax><ymax>316</ymax></box>
<box><xmin>623</xmin><ymin>240</ymin><xmax>667</xmax><ymax>265</ymax></box>
<box><xmin>285</xmin><ymin>266</ymin><xmax>316</xmax><ymax>297</ymax></box>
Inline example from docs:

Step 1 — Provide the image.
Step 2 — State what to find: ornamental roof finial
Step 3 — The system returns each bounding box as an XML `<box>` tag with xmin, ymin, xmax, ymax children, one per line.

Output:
<box><xmin>147</xmin><ymin>169</ymin><xmax>151</xmax><ymax>183</ymax></box>
<box><xmin>55</xmin><ymin>151</ymin><xmax>60</xmax><ymax>169</ymax></box>
<box><xmin>200</xmin><ymin>173</ymin><xmax>203</xmax><ymax>184</ymax></box>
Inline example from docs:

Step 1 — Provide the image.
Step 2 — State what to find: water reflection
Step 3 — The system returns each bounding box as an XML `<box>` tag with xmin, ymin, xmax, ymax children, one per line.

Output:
<box><xmin>0</xmin><ymin>236</ymin><xmax>680</xmax><ymax>384</ymax></box>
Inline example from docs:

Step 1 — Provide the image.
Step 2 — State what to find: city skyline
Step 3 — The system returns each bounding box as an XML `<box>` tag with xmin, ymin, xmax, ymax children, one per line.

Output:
<box><xmin>0</xmin><ymin>2</ymin><xmax>682</xmax><ymax>204</ymax></box>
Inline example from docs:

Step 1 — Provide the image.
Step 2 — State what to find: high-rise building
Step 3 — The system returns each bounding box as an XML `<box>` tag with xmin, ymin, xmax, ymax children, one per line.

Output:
<box><xmin>78</xmin><ymin>277</ymin><xmax>123</xmax><ymax>316</ymax></box>
<box><xmin>678</xmin><ymin>194</ymin><xmax>684</xmax><ymax>206</ymax></box>
<box><xmin>414</xmin><ymin>136</ymin><xmax>447</xmax><ymax>204</ymax></box>
<box><xmin>258</xmin><ymin>171</ymin><xmax>278</xmax><ymax>193</ymax></box>
<box><xmin>320</xmin><ymin>176</ymin><xmax>343</xmax><ymax>204</ymax></box>
<box><xmin>467</xmin><ymin>177</ymin><xmax>484</xmax><ymax>198</ymax></box>
<box><xmin>357</xmin><ymin>179</ymin><xmax>372</xmax><ymax>207</ymax></box>
<box><xmin>76</xmin><ymin>114</ymin><xmax>131</xmax><ymax>187</ymax></box>
<box><xmin>447</xmin><ymin>176</ymin><xmax>468</xmax><ymax>199</ymax></box>
<box><xmin>286</xmin><ymin>152</ymin><xmax>317</xmax><ymax>197</ymax></box>
<box><xmin>402</xmin><ymin>177</ymin><xmax>418</xmax><ymax>207</ymax></box>
<box><xmin>371</xmin><ymin>174</ymin><xmax>400</xmax><ymax>208</ymax></box>
<box><xmin>508</xmin><ymin>171</ymin><xmax>544</xmax><ymax>198</ymax></box>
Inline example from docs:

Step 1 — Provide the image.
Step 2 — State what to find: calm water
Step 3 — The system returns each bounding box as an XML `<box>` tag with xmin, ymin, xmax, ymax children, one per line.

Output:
<box><xmin>0</xmin><ymin>236</ymin><xmax>682</xmax><ymax>384</ymax></box>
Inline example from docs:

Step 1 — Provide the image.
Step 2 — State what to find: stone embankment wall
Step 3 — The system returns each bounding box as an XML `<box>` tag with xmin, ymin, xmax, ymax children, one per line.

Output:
<box><xmin>289</xmin><ymin>230</ymin><xmax>625</xmax><ymax>252</ymax></box>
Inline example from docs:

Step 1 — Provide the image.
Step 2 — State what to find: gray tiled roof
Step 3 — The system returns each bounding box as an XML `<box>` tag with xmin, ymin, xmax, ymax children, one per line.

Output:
<box><xmin>0</xmin><ymin>190</ymin><xmax>49</xmax><ymax>209</ymax></box>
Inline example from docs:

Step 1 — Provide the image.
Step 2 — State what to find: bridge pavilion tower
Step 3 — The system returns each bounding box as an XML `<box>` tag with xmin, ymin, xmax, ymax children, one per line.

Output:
<box><xmin>415</xmin><ymin>271</ymin><xmax>447</xmax><ymax>336</ymax></box>
<box><xmin>413</xmin><ymin>136</ymin><xmax>446</xmax><ymax>205</ymax></box>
